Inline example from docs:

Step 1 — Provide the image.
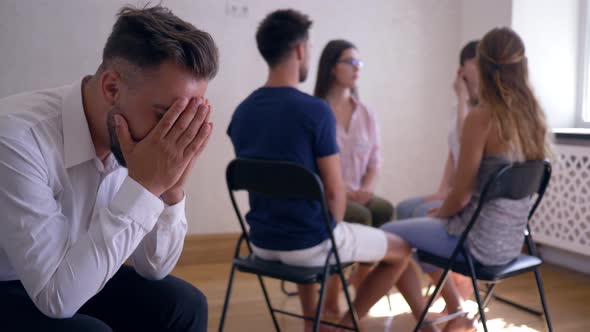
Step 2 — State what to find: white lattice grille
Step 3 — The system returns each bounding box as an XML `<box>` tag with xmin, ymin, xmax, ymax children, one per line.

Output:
<box><xmin>531</xmin><ymin>144</ymin><xmax>590</xmax><ymax>256</ymax></box>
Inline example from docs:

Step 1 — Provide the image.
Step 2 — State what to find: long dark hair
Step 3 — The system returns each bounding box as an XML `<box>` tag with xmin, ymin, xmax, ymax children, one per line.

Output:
<box><xmin>460</xmin><ymin>40</ymin><xmax>479</xmax><ymax>66</ymax></box>
<box><xmin>314</xmin><ymin>39</ymin><xmax>358</xmax><ymax>99</ymax></box>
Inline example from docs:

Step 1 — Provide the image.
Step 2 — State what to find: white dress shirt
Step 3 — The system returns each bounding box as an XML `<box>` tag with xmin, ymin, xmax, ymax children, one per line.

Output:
<box><xmin>0</xmin><ymin>79</ymin><xmax>188</xmax><ymax>318</ymax></box>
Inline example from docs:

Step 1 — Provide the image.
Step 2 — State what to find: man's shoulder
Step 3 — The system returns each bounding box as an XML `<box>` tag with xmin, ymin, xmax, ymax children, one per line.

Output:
<box><xmin>292</xmin><ymin>89</ymin><xmax>330</xmax><ymax>110</ymax></box>
<box><xmin>236</xmin><ymin>88</ymin><xmax>330</xmax><ymax>117</ymax></box>
<box><xmin>0</xmin><ymin>86</ymin><xmax>67</xmax><ymax>141</ymax></box>
<box><xmin>285</xmin><ymin>91</ymin><xmax>333</xmax><ymax>125</ymax></box>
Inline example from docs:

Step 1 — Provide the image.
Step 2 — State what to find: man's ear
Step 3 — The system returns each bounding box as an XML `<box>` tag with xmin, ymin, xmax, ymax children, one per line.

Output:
<box><xmin>295</xmin><ymin>41</ymin><xmax>305</xmax><ymax>62</ymax></box>
<box><xmin>100</xmin><ymin>69</ymin><xmax>122</xmax><ymax>106</ymax></box>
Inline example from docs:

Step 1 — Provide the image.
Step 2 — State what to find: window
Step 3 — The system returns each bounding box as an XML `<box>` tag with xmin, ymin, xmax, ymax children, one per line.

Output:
<box><xmin>578</xmin><ymin>1</ymin><xmax>590</xmax><ymax>126</ymax></box>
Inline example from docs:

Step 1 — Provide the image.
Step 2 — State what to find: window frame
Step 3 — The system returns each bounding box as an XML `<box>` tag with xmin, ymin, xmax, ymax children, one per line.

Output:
<box><xmin>576</xmin><ymin>0</ymin><xmax>590</xmax><ymax>127</ymax></box>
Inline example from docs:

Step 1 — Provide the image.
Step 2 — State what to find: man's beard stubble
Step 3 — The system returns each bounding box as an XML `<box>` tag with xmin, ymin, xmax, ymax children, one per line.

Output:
<box><xmin>106</xmin><ymin>108</ymin><xmax>128</xmax><ymax>168</ymax></box>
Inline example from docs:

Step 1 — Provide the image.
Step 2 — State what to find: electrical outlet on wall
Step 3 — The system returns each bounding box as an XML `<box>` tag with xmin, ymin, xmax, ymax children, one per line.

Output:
<box><xmin>225</xmin><ymin>0</ymin><xmax>249</xmax><ymax>18</ymax></box>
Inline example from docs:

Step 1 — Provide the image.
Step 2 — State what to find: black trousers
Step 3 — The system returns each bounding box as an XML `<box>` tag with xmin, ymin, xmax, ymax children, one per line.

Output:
<box><xmin>0</xmin><ymin>265</ymin><xmax>207</xmax><ymax>332</ymax></box>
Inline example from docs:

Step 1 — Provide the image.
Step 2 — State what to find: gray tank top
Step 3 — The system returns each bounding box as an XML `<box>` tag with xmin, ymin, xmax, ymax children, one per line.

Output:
<box><xmin>446</xmin><ymin>155</ymin><xmax>531</xmax><ymax>266</ymax></box>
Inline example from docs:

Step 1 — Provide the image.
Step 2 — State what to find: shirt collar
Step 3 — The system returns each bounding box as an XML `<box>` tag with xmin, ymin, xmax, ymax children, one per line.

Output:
<box><xmin>62</xmin><ymin>77</ymin><xmax>97</xmax><ymax>169</ymax></box>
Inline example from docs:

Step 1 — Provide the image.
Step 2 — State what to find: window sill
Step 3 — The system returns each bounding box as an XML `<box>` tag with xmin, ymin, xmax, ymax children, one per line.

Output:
<box><xmin>553</xmin><ymin>128</ymin><xmax>590</xmax><ymax>140</ymax></box>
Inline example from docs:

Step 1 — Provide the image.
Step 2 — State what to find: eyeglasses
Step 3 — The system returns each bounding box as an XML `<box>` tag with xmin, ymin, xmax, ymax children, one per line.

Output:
<box><xmin>338</xmin><ymin>58</ymin><xmax>364</xmax><ymax>69</ymax></box>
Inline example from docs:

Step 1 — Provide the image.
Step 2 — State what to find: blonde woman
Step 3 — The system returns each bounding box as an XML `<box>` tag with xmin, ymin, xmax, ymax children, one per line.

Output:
<box><xmin>336</xmin><ymin>27</ymin><xmax>550</xmax><ymax>332</ymax></box>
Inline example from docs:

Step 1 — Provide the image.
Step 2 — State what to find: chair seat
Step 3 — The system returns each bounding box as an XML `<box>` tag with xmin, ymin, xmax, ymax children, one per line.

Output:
<box><xmin>234</xmin><ymin>255</ymin><xmax>354</xmax><ymax>284</ymax></box>
<box><xmin>417</xmin><ymin>251</ymin><xmax>543</xmax><ymax>282</ymax></box>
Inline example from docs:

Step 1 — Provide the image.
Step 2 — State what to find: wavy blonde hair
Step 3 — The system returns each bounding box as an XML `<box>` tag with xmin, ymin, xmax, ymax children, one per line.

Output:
<box><xmin>478</xmin><ymin>27</ymin><xmax>550</xmax><ymax>161</ymax></box>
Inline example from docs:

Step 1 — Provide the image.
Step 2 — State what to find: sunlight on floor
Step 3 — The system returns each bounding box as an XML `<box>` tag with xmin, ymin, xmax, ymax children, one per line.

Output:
<box><xmin>367</xmin><ymin>289</ymin><xmax>473</xmax><ymax>318</ymax></box>
<box><xmin>367</xmin><ymin>289</ymin><xmax>541</xmax><ymax>332</ymax></box>
<box><xmin>483</xmin><ymin>318</ymin><xmax>540</xmax><ymax>332</ymax></box>
<box><xmin>368</xmin><ymin>292</ymin><xmax>411</xmax><ymax>317</ymax></box>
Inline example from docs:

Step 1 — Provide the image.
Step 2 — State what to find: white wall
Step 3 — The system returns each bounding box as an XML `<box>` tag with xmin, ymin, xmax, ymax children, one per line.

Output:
<box><xmin>459</xmin><ymin>0</ymin><xmax>582</xmax><ymax>129</ymax></box>
<box><xmin>512</xmin><ymin>0</ymin><xmax>581</xmax><ymax>128</ymax></box>
<box><xmin>0</xmin><ymin>0</ymin><xmax>463</xmax><ymax>234</ymax></box>
<box><xmin>460</xmin><ymin>0</ymin><xmax>513</xmax><ymax>45</ymax></box>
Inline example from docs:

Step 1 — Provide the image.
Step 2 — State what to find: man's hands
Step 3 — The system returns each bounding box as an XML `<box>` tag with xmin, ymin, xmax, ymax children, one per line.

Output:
<box><xmin>115</xmin><ymin>97</ymin><xmax>213</xmax><ymax>204</ymax></box>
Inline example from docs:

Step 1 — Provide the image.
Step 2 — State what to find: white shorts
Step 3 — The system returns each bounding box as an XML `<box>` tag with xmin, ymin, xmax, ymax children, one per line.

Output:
<box><xmin>251</xmin><ymin>222</ymin><xmax>388</xmax><ymax>267</ymax></box>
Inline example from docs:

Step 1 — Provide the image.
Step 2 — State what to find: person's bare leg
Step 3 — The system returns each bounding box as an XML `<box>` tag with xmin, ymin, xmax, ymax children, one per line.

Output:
<box><xmin>298</xmin><ymin>283</ymin><xmax>320</xmax><ymax>332</ymax></box>
<box><xmin>349</xmin><ymin>263</ymin><xmax>373</xmax><ymax>290</ymax></box>
<box><xmin>324</xmin><ymin>264</ymin><xmax>373</xmax><ymax>320</ymax></box>
<box><xmin>323</xmin><ymin>275</ymin><xmax>341</xmax><ymax>318</ymax></box>
<box><xmin>396</xmin><ymin>261</ymin><xmax>442</xmax><ymax>332</ymax></box>
<box><xmin>336</xmin><ymin>234</ymin><xmax>413</xmax><ymax>329</ymax></box>
<box><xmin>299</xmin><ymin>282</ymin><xmax>342</xmax><ymax>332</ymax></box>
<box><xmin>433</xmin><ymin>275</ymin><xmax>476</xmax><ymax>332</ymax></box>
<box><xmin>398</xmin><ymin>265</ymin><xmax>475</xmax><ymax>331</ymax></box>
<box><xmin>453</xmin><ymin>274</ymin><xmax>473</xmax><ymax>301</ymax></box>
<box><xmin>426</xmin><ymin>270</ymin><xmax>443</xmax><ymax>298</ymax></box>
<box><xmin>323</xmin><ymin>263</ymin><xmax>374</xmax><ymax>319</ymax></box>
<box><xmin>427</xmin><ymin>271</ymin><xmax>473</xmax><ymax>315</ymax></box>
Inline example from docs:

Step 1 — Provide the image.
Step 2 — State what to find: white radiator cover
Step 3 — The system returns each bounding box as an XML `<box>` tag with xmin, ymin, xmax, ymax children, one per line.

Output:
<box><xmin>531</xmin><ymin>144</ymin><xmax>590</xmax><ymax>257</ymax></box>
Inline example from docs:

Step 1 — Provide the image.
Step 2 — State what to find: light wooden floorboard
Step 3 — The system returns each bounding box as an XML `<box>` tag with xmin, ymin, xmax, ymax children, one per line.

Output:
<box><xmin>172</xmin><ymin>262</ymin><xmax>590</xmax><ymax>331</ymax></box>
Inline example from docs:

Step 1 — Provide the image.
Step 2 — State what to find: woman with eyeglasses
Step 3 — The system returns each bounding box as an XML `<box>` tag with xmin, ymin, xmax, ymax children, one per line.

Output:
<box><xmin>314</xmin><ymin>39</ymin><xmax>394</xmax><ymax>317</ymax></box>
<box><xmin>314</xmin><ymin>40</ymin><xmax>393</xmax><ymax>231</ymax></box>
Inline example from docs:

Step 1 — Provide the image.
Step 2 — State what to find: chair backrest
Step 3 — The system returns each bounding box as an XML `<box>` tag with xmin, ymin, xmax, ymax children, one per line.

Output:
<box><xmin>480</xmin><ymin>160</ymin><xmax>550</xmax><ymax>202</ymax></box>
<box><xmin>477</xmin><ymin>160</ymin><xmax>552</xmax><ymax>219</ymax></box>
<box><xmin>226</xmin><ymin>158</ymin><xmax>326</xmax><ymax>201</ymax></box>
<box><xmin>225</xmin><ymin>158</ymin><xmax>333</xmax><ymax>254</ymax></box>
<box><xmin>454</xmin><ymin>160</ymin><xmax>552</xmax><ymax>260</ymax></box>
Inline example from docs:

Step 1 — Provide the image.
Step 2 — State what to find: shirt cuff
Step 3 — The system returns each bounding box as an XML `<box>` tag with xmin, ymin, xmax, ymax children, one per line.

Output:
<box><xmin>159</xmin><ymin>195</ymin><xmax>187</xmax><ymax>227</ymax></box>
<box><xmin>110</xmin><ymin>176</ymin><xmax>165</xmax><ymax>231</ymax></box>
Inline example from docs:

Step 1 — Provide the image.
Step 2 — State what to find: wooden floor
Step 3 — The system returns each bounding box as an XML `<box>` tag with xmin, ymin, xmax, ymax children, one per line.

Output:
<box><xmin>172</xmin><ymin>262</ymin><xmax>590</xmax><ymax>332</ymax></box>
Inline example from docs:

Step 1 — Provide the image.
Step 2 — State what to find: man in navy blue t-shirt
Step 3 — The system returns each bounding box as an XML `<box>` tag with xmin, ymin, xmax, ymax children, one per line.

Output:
<box><xmin>227</xmin><ymin>9</ymin><xmax>407</xmax><ymax>330</ymax></box>
<box><xmin>228</xmin><ymin>85</ymin><xmax>339</xmax><ymax>250</ymax></box>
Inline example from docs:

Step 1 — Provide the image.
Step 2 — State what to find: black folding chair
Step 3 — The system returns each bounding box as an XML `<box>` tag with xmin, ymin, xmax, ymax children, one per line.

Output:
<box><xmin>218</xmin><ymin>158</ymin><xmax>361</xmax><ymax>332</ymax></box>
<box><xmin>413</xmin><ymin>160</ymin><xmax>553</xmax><ymax>332</ymax></box>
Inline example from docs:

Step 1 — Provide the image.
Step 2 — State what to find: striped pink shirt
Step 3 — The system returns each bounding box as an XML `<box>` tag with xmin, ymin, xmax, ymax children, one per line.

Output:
<box><xmin>336</xmin><ymin>99</ymin><xmax>382</xmax><ymax>192</ymax></box>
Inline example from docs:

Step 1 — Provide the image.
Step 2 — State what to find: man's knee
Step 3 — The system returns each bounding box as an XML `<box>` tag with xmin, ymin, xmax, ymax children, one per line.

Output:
<box><xmin>23</xmin><ymin>314</ymin><xmax>113</xmax><ymax>332</ymax></box>
<box><xmin>170</xmin><ymin>279</ymin><xmax>208</xmax><ymax>331</ymax></box>
<box><xmin>190</xmin><ymin>286</ymin><xmax>208</xmax><ymax>317</ymax></box>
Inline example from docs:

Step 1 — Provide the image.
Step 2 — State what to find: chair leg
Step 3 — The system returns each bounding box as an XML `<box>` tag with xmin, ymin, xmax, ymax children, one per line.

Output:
<box><xmin>467</xmin><ymin>257</ymin><xmax>488</xmax><ymax>332</ymax></box>
<box><xmin>257</xmin><ymin>275</ymin><xmax>282</xmax><ymax>332</ymax></box>
<box><xmin>339</xmin><ymin>268</ymin><xmax>361</xmax><ymax>332</ymax></box>
<box><xmin>314</xmin><ymin>277</ymin><xmax>328</xmax><ymax>332</ymax></box>
<box><xmin>476</xmin><ymin>283</ymin><xmax>498</xmax><ymax>319</ymax></box>
<box><xmin>219</xmin><ymin>264</ymin><xmax>237</xmax><ymax>332</ymax></box>
<box><xmin>492</xmin><ymin>294</ymin><xmax>544</xmax><ymax>316</ymax></box>
<box><xmin>490</xmin><ymin>280</ymin><xmax>543</xmax><ymax>317</ymax></box>
<box><xmin>414</xmin><ymin>268</ymin><xmax>451</xmax><ymax>332</ymax></box>
<box><xmin>387</xmin><ymin>291</ymin><xmax>393</xmax><ymax>312</ymax></box>
<box><xmin>533</xmin><ymin>268</ymin><xmax>554</xmax><ymax>332</ymax></box>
